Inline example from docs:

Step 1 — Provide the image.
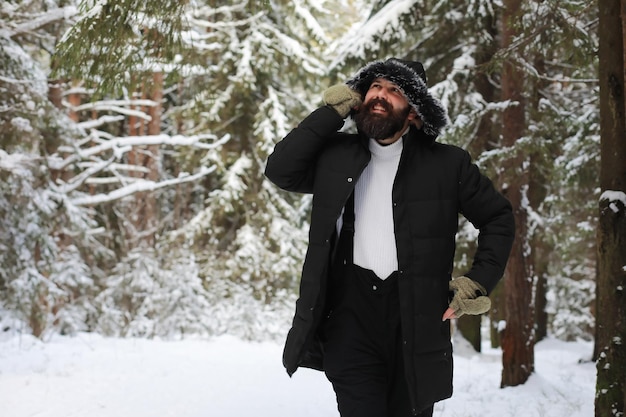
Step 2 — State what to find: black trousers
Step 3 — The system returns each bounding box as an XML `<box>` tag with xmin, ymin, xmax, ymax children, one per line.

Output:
<box><xmin>321</xmin><ymin>264</ymin><xmax>434</xmax><ymax>417</ymax></box>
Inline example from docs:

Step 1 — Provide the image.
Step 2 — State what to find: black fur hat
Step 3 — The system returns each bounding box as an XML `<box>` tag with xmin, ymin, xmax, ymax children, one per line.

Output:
<box><xmin>346</xmin><ymin>58</ymin><xmax>448</xmax><ymax>137</ymax></box>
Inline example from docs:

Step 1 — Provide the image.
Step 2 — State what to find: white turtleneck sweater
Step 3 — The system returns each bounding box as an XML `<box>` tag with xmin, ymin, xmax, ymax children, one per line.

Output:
<box><xmin>353</xmin><ymin>137</ymin><xmax>403</xmax><ymax>279</ymax></box>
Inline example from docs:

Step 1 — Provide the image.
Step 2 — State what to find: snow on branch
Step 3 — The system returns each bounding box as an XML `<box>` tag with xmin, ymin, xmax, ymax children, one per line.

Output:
<box><xmin>0</xmin><ymin>75</ymin><xmax>37</xmax><ymax>84</ymax></box>
<box><xmin>49</xmin><ymin>132</ymin><xmax>229</xmax><ymax>206</ymax></box>
<box><xmin>51</xmin><ymin>133</ymin><xmax>231</xmax><ymax>171</ymax></box>
<box><xmin>189</xmin><ymin>13</ymin><xmax>262</xmax><ymax>30</ymax></box>
<box><xmin>330</xmin><ymin>0</ymin><xmax>418</xmax><ymax>68</ymax></box>
<box><xmin>72</xmin><ymin>99</ymin><xmax>160</xmax><ymax>112</ymax></box>
<box><xmin>0</xmin><ymin>149</ymin><xmax>37</xmax><ymax>173</ymax></box>
<box><xmin>600</xmin><ymin>190</ymin><xmax>626</xmax><ymax>213</ymax></box>
<box><xmin>190</xmin><ymin>3</ymin><xmax>249</xmax><ymax>20</ymax></box>
<box><xmin>4</xmin><ymin>6</ymin><xmax>78</xmax><ymax>38</ymax></box>
<box><xmin>78</xmin><ymin>115</ymin><xmax>126</xmax><ymax>130</ymax></box>
<box><xmin>64</xmin><ymin>101</ymin><xmax>154</xmax><ymax>120</ymax></box>
<box><xmin>70</xmin><ymin>166</ymin><xmax>217</xmax><ymax>206</ymax></box>
<box><xmin>55</xmin><ymin>155</ymin><xmax>117</xmax><ymax>195</ymax></box>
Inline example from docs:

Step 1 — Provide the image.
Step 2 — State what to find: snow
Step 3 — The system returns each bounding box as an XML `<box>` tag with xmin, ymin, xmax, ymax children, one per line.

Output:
<box><xmin>70</xmin><ymin>166</ymin><xmax>216</xmax><ymax>206</ymax></box>
<box><xmin>600</xmin><ymin>190</ymin><xmax>626</xmax><ymax>214</ymax></box>
<box><xmin>0</xmin><ymin>149</ymin><xmax>34</xmax><ymax>173</ymax></box>
<box><xmin>0</xmin><ymin>332</ymin><xmax>595</xmax><ymax>417</ymax></box>
<box><xmin>330</xmin><ymin>0</ymin><xmax>418</xmax><ymax>66</ymax></box>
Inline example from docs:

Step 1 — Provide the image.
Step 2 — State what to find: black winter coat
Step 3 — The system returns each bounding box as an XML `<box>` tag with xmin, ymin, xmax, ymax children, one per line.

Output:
<box><xmin>264</xmin><ymin>106</ymin><xmax>515</xmax><ymax>414</ymax></box>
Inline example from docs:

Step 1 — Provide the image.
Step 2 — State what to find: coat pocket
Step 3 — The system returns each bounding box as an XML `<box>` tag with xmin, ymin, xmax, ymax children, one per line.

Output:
<box><xmin>412</xmin><ymin>313</ymin><xmax>452</xmax><ymax>353</ymax></box>
<box><xmin>411</xmin><ymin>347</ymin><xmax>454</xmax><ymax>407</ymax></box>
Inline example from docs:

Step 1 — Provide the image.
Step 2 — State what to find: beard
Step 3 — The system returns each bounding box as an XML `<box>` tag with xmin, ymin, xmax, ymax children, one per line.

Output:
<box><xmin>353</xmin><ymin>98</ymin><xmax>410</xmax><ymax>140</ymax></box>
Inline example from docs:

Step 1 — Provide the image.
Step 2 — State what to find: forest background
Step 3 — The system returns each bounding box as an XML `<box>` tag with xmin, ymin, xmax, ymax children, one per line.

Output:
<box><xmin>1</xmin><ymin>0</ymin><xmax>624</xmax><ymax>415</ymax></box>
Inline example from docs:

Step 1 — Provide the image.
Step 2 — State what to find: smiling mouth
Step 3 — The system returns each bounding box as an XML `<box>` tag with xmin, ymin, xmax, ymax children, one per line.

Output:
<box><xmin>371</xmin><ymin>104</ymin><xmax>387</xmax><ymax>114</ymax></box>
<box><xmin>366</xmin><ymin>98</ymin><xmax>391</xmax><ymax>115</ymax></box>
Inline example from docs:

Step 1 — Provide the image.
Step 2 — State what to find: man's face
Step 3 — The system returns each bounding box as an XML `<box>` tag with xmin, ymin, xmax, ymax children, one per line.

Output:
<box><xmin>353</xmin><ymin>78</ymin><xmax>415</xmax><ymax>142</ymax></box>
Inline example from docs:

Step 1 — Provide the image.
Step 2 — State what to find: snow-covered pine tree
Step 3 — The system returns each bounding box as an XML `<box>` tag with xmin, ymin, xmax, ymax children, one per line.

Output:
<box><xmin>0</xmin><ymin>4</ymin><xmax>104</xmax><ymax>336</ymax></box>
<box><xmin>52</xmin><ymin>0</ymin><xmax>360</xmax><ymax>339</ymax></box>
<box><xmin>1</xmin><ymin>0</ymin><xmax>227</xmax><ymax>338</ymax></box>
<box><xmin>94</xmin><ymin>248</ymin><xmax>220</xmax><ymax>338</ymax></box>
<box><xmin>163</xmin><ymin>0</ymin><xmax>353</xmax><ymax>339</ymax></box>
<box><xmin>51</xmin><ymin>0</ymin><xmax>222</xmax><ymax>254</ymax></box>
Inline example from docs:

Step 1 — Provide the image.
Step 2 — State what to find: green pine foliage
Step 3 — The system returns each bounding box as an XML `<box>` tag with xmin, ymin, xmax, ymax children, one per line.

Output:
<box><xmin>52</xmin><ymin>0</ymin><xmax>188</xmax><ymax>96</ymax></box>
<box><xmin>0</xmin><ymin>28</ymin><xmax>107</xmax><ymax>337</ymax></box>
<box><xmin>166</xmin><ymin>0</ymin><xmax>332</xmax><ymax>308</ymax></box>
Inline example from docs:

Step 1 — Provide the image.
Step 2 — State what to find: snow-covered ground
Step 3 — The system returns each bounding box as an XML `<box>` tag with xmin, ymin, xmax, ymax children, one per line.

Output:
<box><xmin>0</xmin><ymin>332</ymin><xmax>595</xmax><ymax>417</ymax></box>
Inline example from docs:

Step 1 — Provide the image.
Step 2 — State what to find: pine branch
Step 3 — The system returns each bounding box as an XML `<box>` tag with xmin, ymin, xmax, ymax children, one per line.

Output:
<box><xmin>51</xmin><ymin>0</ymin><xmax>188</xmax><ymax>96</ymax></box>
<box><xmin>4</xmin><ymin>7</ymin><xmax>78</xmax><ymax>39</ymax></box>
<box><xmin>51</xmin><ymin>133</ymin><xmax>231</xmax><ymax>171</ymax></box>
<box><xmin>69</xmin><ymin>166</ymin><xmax>216</xmax><ymax>206</ymax></box>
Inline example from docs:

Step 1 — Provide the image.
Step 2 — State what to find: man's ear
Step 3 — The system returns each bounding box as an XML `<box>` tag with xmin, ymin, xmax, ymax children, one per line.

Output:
<box><xmin>408</xmin><ymin>109</ymin><xmax>423</xmax><ymax>129</ymax></box>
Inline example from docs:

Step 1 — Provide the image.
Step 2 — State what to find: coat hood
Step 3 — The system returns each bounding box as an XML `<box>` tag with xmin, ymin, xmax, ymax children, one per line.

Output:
<box><xmin>346</xmin><ymin>58</ymin><xmax>448</xmax><ymax>138</ymax></box>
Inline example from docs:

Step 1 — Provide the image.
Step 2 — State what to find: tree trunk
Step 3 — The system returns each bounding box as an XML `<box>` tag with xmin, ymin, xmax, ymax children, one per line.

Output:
<box><xmin>533</xmin><ymin>268</ymin><xmax>548</xmax><ymax>342</ymax></box>
<box><xmin>489</xmin><ymin>281</ymin><xmax>505</xmax><ymax>348</ymax></box>
<box><xmin>48</xmin><ymin>79</ymin><xmax>64</xmax><ymax>109</ymax></box>
<box><xmin>500</xmin><ymin>172</ymin><xmax>535</xmax><ymax>387</ymax></box>
<box><xmin>529</xmin><ymin>55</ymin><xmax>549</xmax><ymax>343</ymax></box>
<box><xmin>67</xmin><ymin>80</ymin><xmax>82</xmax><ymax>123</ymax></box>
<box><xmin>595</xmin><ymin>0</ymin><xmax>626</xmax><ymax>414</ymax></box>
<box><xmin>144</xmin><ymin>71</ymin><xmax>163</xmax><ymax>241</ymax></box>
<box><xmin>458</xmin><ymin>315</ymin><xmax>482</xmax><ymax>352</ymax></box>
<box><xmin>466</xmin><ymin>16</ymin><xmax>499</xmax><ymax>351</ymax></box>
<box><xmin>126</xmin><ymin>73</ymin><xmax>163</xmax><ymax>248</ymax></box>
<box><xmin>499</xmin><ymin>0</ymin><xmax>535</xmax><ymax>388</ymax></box>
<box><xmin>468</xmin><ymin>11</ymin><xmax>498</xmax><ymax>160</ymax></box>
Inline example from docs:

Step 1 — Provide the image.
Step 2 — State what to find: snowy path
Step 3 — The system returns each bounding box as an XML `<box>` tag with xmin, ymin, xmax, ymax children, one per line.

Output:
<box><xmin>0</xmin><ymin>333</ymin><xmax>594</xmax><ymax>417</ymax></box>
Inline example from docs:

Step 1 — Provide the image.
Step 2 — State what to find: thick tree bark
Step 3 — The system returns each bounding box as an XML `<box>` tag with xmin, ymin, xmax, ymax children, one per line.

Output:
<box><xmin>500</xmin><ymin>171</ymin><xmax>535</xmax><ymax>387</ymax></box>
<box><xmin>499</xmin><ymin>0</ymin><xmax>535</xmax><ymax>388</ymax></box>
<box><xmin>126</xmin><ymin>72</ymin><xmax>163</xmax><ymax>248</ymax></box>
<box><xmin>595</xmin><ymin>0</ymin><xmax>626</xmax><ymax>415</ymax></box>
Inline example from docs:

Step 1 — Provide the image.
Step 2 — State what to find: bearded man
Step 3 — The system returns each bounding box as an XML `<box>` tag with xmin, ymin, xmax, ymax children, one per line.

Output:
<box><xmin>264</xmin><ymin>58</ymin><xmax>515</xmax><ymax>417</ymax></box>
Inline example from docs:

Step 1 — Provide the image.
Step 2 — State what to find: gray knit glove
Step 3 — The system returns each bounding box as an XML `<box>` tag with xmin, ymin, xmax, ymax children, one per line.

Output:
<box><xmin>323</xmin><ymin>84</ymin><xmax>362</xmax><ymax>118</ymax></box>
<box><xmin>448</xmin><ymin>276</ymin><xmax>491</xmax><ymax>317</ymax></box>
